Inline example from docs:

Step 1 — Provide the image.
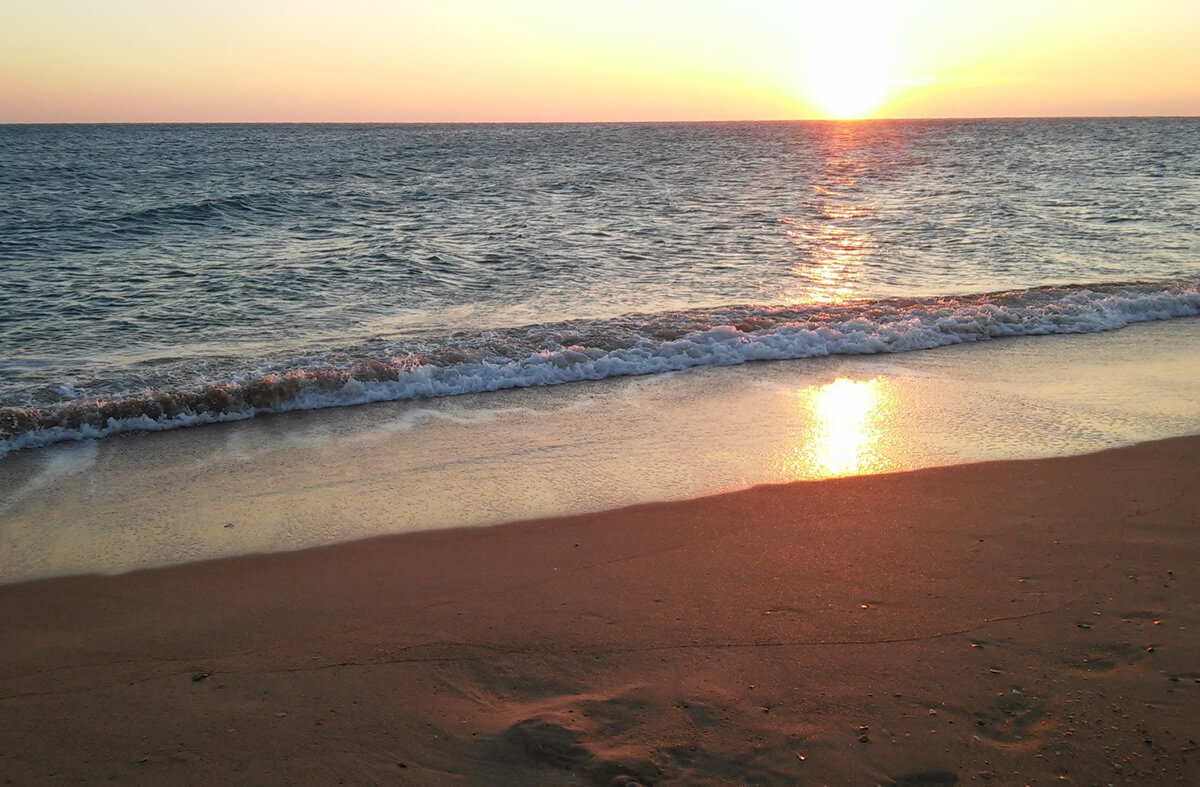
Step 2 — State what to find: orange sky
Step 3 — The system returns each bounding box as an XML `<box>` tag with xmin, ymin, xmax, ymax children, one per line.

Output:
<box><xmin>2</xmin><ymin>0</ymin><xmax>1198</xmax><ymax>122</ymax></box>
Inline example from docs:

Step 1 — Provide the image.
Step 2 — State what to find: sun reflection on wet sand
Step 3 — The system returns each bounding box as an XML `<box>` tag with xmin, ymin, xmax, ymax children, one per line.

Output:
<box><xmin>780</xmin><ymin>377</ymin><xmax>896</xmax><ymax>479</ymax></box>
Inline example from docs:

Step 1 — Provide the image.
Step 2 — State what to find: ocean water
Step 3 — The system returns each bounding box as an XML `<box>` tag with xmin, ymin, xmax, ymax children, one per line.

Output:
<box><xmin>2</xmin><ymin>119</ymin><xmax>1199</xmax><ymax>454</ymax></box>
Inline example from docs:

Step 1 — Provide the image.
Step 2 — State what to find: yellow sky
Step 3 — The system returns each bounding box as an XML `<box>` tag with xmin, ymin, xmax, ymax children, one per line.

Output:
<box><xmin>2</xmin><ymin>0</ymin><xmax>1198</xmax><ymax>122</ymax></box>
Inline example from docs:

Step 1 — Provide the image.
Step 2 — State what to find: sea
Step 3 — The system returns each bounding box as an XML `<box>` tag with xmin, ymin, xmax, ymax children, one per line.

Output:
<box><xmin>2</xmin><ymin>119</ymin><xmax>1199</xmax><ymax>457</ymax></box>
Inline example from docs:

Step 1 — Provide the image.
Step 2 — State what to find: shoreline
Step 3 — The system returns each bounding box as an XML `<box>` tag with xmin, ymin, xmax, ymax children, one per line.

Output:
<box><xmin>3</xmin><ymin>435</ymin><xmax>1199</xmax><ymax>783</ymax></box>
<box><xmin>5</xmin><ymin>317</ymin><xmax>1200</xmax><ymax>586</ymax></box>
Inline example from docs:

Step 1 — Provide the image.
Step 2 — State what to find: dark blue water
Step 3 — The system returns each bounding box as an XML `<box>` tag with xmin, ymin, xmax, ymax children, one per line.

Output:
<box><xmin>2</xmin><ymin>119</ymin><xmax>1199</xmax><ymax>452</ymax></box>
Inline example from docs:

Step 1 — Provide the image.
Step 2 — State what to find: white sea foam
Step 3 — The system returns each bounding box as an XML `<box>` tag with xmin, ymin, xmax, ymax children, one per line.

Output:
<box><xmin>2</xmin><ymin>281</ymin><xmax>1198</xmax><ymax>455</ymax></box>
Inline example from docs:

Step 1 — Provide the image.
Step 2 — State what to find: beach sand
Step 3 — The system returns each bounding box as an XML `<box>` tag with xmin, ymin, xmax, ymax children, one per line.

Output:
<box><xmin>2</xmin><ymin>436</ymin><xmax>1198</xmax><ymax>784</ymax></box>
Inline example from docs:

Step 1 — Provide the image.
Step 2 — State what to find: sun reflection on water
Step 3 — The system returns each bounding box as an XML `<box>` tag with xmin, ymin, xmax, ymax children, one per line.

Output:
<box><xmin>783</xmin><ymin>126</ymin><xmax>877</xmax><ymax>305</ymax></box>
<box><xmin>780</xmin><ymin>377</ymin><xmax>896</xmax><ymax>479</ymax></box>
<box><xmin>783</xmin><ymin>218</ymin><xmax>869</xmax><ymax>305</ymax></box>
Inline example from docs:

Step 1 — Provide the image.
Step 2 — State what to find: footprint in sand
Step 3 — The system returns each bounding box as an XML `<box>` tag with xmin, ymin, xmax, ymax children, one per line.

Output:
<box><xmin>973</xmin><ymin>691</ymin><xmax>1047</xmax><ymax>745</ymax></box>
<box><xmin>1067</xmin><ymin>641</ymin><xmax>1150</xmax><ymax>673</ymax></box>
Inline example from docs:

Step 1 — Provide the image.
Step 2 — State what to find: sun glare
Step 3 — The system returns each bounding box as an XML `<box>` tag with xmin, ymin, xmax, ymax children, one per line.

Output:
<box><xmin>807</xmin><ymin>377</ymin><xmax>888</xmax><ymax>476</ymax></box>
<box><xmin>802</xmin><ymin>1</ymin><xmax>897</xmax><ymax>119</ymax></box>
<box><xmin>775</xmin><ymin>377</ymin><xmax>897</xmax><ymax>480</ymax></box>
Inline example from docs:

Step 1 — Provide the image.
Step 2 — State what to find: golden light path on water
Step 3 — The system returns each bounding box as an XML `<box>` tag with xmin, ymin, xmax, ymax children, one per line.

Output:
<box><xmin>784</xmin><ymin>122</ymin><xmax>875</xmax><ymax>306</ymax></box>
<box><xmin>779</xmin><ymin>377</ymin><xmax>897</xmax><ymax>479</ymax></box>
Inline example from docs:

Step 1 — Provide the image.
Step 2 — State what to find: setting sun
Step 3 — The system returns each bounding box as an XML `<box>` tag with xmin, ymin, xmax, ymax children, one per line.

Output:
<box><xmin>801</xmin><ymin>1</ymin><xmax>897</xmax><ymax>118</ymax></box>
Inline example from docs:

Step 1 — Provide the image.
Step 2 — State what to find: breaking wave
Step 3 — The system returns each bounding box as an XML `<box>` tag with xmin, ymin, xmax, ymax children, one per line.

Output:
<box><xmin>2</xmin><ymin>279</ymin><xmax>1198</xmax><ymax>455</ymax></box>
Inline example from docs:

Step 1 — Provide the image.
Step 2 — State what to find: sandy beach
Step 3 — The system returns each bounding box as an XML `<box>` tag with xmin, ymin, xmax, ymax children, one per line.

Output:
<box><xmin>2</xmin><ymin>435</ymin><xmax>1198</xmax><ymax>784</ymax></box>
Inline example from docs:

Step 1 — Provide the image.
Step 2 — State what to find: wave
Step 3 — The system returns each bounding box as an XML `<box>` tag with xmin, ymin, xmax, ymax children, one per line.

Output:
<box><xmin>1</xmin><ymin>192</ymin><xmax>319</xmax><ymax>247</ymax></box>
<box><xmin>107</xmin><ymin>192</ymin><xmax>295</xmax><ymax>231</ymax></box>
<box><xmin>2</xmin><ymin>279</ymin><xmax>1198</xmax><ymax>455</ymax></box>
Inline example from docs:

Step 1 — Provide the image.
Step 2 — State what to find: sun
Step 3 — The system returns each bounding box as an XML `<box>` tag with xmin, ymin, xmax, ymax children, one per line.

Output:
<box><xmin>801</xmin><ymin>1</ymin><xmax>897</xmax><ymax>119</ymax></box>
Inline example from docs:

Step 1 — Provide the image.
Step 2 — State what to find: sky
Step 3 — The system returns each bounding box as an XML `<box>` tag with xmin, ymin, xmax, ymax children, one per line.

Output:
<box><xmin>2</xmin><ymin>0</ymin><xmax>1198</xmax><ymax>122</ymax></box>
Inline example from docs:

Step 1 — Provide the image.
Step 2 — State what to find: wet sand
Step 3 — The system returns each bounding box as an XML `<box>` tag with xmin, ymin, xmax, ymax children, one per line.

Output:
<box><xmin>2</xmin><ymin>436</ymin><xmax>1199</xmax><ymax>784</ymax></box>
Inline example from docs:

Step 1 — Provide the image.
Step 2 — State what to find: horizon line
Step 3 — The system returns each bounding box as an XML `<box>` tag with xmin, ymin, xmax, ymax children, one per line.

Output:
<box><xmin>3</xmin><ymin>114</ymin><xmax>1199</xmax><ymax>127</ymax></box>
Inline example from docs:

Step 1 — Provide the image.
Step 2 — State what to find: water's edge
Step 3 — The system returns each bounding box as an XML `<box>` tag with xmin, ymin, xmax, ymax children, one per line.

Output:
<box><xmin>3</xmin><ymin>278</ymin><xmax>1198</xmax><ymax>455</ymax></box>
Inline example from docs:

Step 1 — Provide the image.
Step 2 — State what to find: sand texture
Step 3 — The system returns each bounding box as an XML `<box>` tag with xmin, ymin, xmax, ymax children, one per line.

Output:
<box><xmin>2</xmin><ymin>436</ymin><xmax>1200</xmax><ymax>785</ymax></box>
